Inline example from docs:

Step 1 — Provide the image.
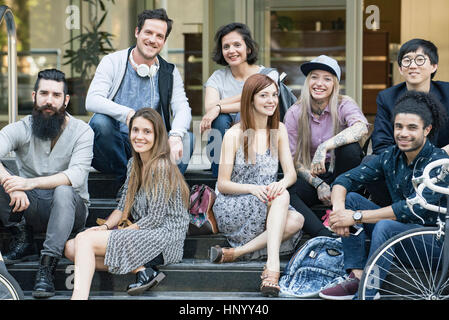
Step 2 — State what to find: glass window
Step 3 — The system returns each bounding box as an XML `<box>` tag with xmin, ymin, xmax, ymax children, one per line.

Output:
<box><xmin>270</xmin><ymin>9</ymin><xmax>346</xmax><ymax>98</ymax></box>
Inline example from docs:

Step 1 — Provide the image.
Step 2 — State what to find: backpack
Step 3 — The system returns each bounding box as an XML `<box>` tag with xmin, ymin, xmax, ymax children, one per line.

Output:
<box><xmin>279</xmin><ymin>236</ymin><xmax>346</xmax><ymax>298</ymax></box>
<box><xmin>187</xmin><ymin>184</ymin><xmax>219</xmax><ymax>236</ymax></box>
<box><xmin>260</xmin><ymin>67</ymin><xmax>297</xmax><ymax>121</ymax></box>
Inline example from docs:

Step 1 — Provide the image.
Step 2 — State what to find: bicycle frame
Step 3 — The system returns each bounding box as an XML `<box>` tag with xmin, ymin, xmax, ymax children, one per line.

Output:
<box><xmin>407</xmin><ymin>158</ymin><xmax>449</xmax><ymax>293</ymax></box>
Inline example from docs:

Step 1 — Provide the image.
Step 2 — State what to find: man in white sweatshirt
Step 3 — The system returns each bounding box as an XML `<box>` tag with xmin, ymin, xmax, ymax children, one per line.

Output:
<box><xmin>86</xmin><ymin>8</ymin><xmax>193</xmax><ymax>191</ymax></box>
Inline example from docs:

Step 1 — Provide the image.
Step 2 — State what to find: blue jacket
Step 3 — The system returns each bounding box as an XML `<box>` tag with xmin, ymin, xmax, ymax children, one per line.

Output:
<box><xmin>372</xmin><ymin>81</ymin><xmax>449</xmax><ymax>154</ymax></box>
<box><xmin>334</xmin><ymin>140</ymin><xmax>449</xmax><ymax>226</ymax></box>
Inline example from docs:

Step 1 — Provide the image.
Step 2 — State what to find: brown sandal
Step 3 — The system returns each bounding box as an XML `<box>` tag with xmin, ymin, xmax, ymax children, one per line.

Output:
<box><xmin>209</xmin><ymin>245</ymin><xmax>235</xmax><ymax>263</ymax></box>
<box><xmin>260</xmin><ymin>266</ymin><xmax>280</xmax><ymax>297</ymax></box>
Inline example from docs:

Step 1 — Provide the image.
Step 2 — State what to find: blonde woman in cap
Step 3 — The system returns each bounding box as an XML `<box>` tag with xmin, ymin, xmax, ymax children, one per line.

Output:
<box><xmin>284</xmin><ymin>55</ymin><xmax>369</xmax><ymax>236</ymax></box>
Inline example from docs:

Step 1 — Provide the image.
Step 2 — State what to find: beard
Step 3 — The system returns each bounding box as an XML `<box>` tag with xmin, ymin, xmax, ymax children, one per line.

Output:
<box><xmin>31</xmin><ymin>101</ymin><xmax>66</xmax><ymax>140</ymax></box>
<box><xmin>395</xmin><ymin>136</ymin><xmax>425</xmax><ymax>153</ymax></box>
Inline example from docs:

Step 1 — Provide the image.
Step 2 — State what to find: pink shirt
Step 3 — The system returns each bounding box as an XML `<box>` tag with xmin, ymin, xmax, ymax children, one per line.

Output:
<box><xmin>284</xmin><ymin>96</ymin><xmax>368</xmax><ymax>162</ymax></box>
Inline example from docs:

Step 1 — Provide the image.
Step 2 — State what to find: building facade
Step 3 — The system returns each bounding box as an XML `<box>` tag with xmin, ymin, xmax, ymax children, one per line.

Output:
<box><xmin>0</xmin><ymin>0</ymin><xmax>447</xmax><ymax>128</ymax></box>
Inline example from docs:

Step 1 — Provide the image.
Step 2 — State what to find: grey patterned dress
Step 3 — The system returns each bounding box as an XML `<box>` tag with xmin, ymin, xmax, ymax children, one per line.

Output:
<box><xmin>104</xmin><ymin>158</ymin><xmax>189</xmax><ymax>274</ymax></box>
<box><xmin>213</xmin><ymin>147</ymin><xmax>303</xmax><ymax>260</ymax></box>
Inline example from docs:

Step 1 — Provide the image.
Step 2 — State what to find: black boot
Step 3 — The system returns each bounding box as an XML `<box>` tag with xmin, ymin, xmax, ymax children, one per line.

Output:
<box><xmin>127</xmin><ymin>267</ymin><xmax>166</xmax><ymax>296</ymax></box>
<box><xmin>32</xmin><ymin>255</ymin><xmax>59</xmax><ymax>299</ymax></box>
<box><xmin>3</xmin><ymin>224</ymin><xmax>38</xmax><ymax>265</ymax></box>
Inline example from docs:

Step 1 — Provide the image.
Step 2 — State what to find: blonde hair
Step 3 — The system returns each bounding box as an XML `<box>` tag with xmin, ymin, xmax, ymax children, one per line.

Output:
<box><xmin>121</xmin><ymin>108</ymin><xmax>190</xmax><ymax>223</ymax></box>
<box><xmin>293</xmin><ymin>73</ymin><xmax>346</xmax><ymax>170</ymax></box>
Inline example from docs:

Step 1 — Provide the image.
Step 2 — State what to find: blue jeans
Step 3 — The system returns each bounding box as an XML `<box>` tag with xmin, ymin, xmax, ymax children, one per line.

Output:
<box><xmin>342</xmin><ymin>192</ymin><xmax>443</xmax><ymax>298</ymax></box>
<box><xmin>89</xmin><ymin>114</ymin><xmax>194</xmax><ymax>188</ymax></box>
<box><xmin>206</xmin><ymin>113</ymin><xmax>238</xmax><ymax>177</ymax></box>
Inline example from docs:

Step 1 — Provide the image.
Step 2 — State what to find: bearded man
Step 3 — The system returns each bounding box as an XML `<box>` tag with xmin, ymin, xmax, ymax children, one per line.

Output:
<box><xmin>0</xmin><ymin>69</ymin><xmax>94</xmax><ymax>299</ymax></box>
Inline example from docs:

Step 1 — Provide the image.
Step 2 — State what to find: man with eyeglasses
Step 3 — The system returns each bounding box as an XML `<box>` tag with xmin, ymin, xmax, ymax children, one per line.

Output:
<box><xmin>367</xmin><ymin>39</ymin><xmax>449</xmax><ymax>207</ymax></box>
<box><xmin>372</xmin><ymin>39</ymin><xmax>449</xmax><ymax>155</ymax></box>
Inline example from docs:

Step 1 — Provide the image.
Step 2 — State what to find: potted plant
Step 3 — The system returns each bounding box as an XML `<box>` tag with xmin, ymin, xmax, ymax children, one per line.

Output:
<box><xmin>63</xmin><ymin>0</ymin><xmax>116</xmax><ymax>115</ymax></box>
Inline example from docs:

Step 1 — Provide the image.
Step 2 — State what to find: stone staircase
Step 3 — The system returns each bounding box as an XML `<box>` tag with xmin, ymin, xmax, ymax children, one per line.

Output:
<box><xmin>0</xmin><ymin>160</ymin><xmax>307</xmax><ymax>301</ymax></box>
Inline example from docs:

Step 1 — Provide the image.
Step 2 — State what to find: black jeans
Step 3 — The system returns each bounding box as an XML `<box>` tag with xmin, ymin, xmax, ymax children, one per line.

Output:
<box><xmin>288</xmin><ymin>142</ymin><xmax>364</xmax><ymax>237</ymax></box>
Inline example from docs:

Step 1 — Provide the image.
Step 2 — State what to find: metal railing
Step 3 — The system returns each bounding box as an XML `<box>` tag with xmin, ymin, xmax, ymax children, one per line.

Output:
<box><xmin>0</xmin><ymin>5</ymin><xmax>17</xmax><ymax>124</ymax></box>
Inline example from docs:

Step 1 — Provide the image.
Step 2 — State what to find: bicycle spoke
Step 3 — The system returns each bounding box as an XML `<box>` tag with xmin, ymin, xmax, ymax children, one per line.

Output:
<box><xmin>360</xmin><ymin>229</ymin><xmax>449</xmax><ymax>300</ymax></box>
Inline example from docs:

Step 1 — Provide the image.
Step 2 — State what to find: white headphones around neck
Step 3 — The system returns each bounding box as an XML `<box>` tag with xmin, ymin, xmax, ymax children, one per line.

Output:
<box><xmin>129</xmin><ymin>49</ymin><xmax>159</xmax><ymax>78</ymax></box>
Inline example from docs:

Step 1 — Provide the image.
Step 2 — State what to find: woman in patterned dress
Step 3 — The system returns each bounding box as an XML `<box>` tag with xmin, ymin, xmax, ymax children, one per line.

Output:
<box><xmin>210</xmin><ymin>73</ymin><xmax>304</xmax><ymax>297</ymax></box>
<box><xmin>65</xmin><ymin>108</ymin><xmax>190</xmax><ymax>300</ymax></box>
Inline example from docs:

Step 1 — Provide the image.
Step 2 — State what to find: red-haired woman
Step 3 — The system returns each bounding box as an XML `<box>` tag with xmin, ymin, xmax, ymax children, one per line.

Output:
<box><xmin>210</xmin><ymin>73</ymin><xmax>304</xmax><ymax>297</ymax></box>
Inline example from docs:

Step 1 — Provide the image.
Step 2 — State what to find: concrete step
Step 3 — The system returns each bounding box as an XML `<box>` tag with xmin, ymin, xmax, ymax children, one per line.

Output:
<box><xmin>0</xmin><ymin>229</ymin><xmax>233</xmax><ymax>260</ymax></box>
<box><xmin>88</xmin><ymin>169</ymin><xmax>217</xmax><ymax>199</ymax></box>
<box><xmin>8</xmin><ymin>258</ymin><xmax>291</xmax><ymax>293</ymax></box>
<box><xmin>23</xmin><ymin>290</ymin><xmax>306</xmax><ymax>300</ymax></box>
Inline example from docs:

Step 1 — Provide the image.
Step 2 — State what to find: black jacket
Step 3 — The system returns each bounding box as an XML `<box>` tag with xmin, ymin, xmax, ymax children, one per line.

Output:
<box><xmin>372</xmin><ymin>80</ymin><xmax>449</xmax><ymax>154</ymax></box>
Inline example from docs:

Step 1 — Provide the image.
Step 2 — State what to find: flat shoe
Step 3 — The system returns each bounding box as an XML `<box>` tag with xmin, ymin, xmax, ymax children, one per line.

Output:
<box><xmin>127</xmin><ymin>268</ymin><xmax>166</xmax><ymax>296</ymax></box>
<box><xmin>209</xmin><ymin>245</ymin><xmax>235</xmax><ymax>263</ymax></box>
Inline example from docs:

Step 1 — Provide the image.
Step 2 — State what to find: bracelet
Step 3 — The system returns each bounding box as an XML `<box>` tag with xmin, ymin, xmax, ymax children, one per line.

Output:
<box><xmin>103</xmin><ymin>223</ymin><xmax>110</xmax><ymax>230</ymax></box>
<box><xmin>216</xmin><ymin>103</ymin><xmax>222</xmax><ymax>114</ymax></box>
<box><xmin>315</xmin><ymin>180</ymin><xmax>325</xmax><ymax>189</ymax></box>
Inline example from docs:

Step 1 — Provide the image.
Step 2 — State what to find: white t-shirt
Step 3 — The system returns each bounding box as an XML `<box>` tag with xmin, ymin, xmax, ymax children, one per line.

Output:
<box><xmin>204</xmin><ymin>66</ymin><xmax>279</xmax><ymax>101</ymax></box>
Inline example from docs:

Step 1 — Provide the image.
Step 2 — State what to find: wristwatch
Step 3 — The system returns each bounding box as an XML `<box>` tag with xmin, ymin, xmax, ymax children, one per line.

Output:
<box><xmin>352</xmin><ymin>210</ymin><xmax>363</xmax><ymax>224</ymax></box>
<box><xmin>168</xmin><ymin>132</ymin><xmax>183</xmax><ymax>139</ymax></box>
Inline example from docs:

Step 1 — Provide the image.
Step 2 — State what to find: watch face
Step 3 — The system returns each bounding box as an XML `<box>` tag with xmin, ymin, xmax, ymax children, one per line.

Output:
<box><xmin>353</xmin><ymin>211</ymin><xmax>362</xmax><ymax>221</ymax></box>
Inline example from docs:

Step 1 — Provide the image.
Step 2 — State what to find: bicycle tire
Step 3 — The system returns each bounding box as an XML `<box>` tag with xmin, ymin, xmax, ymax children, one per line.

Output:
<box><xmin>0</xmin><ymin>270</ymin><xmax>24</xmax><ymax>300</ymax></box>
<box><xmin>359</xmin><ymin>227</ymin><xmax>449</xmax><ymax>300</ymax></box>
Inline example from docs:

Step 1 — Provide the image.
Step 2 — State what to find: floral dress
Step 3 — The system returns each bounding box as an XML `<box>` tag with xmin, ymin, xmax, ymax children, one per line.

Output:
<box><xmin>213</xmin><ymin>147</ymin><xmax>303</xmax><ymax>260</ymax></box>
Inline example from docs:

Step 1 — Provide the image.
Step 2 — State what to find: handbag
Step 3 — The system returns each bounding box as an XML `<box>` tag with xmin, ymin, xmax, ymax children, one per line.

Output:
<box><xmin>187</xmin><ymin>184</ymin><xmax>219</xmax><ymax>235</ymax></box>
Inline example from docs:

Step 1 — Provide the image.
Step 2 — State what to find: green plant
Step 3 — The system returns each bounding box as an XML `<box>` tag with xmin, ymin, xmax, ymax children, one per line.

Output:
<box><xmin>63</xmin><ymin>0</ymin><xmax>116</xmax><ymax>82</ymax></box>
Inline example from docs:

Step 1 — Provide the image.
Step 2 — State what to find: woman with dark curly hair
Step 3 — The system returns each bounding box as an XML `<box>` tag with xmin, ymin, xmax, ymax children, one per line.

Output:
<box><xmin>200</xmin><ymin>22</ymin><xmax>278</xmax><ymax>177</ymax></box>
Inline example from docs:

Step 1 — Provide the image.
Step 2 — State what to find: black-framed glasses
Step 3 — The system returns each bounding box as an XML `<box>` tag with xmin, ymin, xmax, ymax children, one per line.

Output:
<box><xmin>401</xmin><ymin>54</ymin><xmax>427</xmax><ymax>68</ymax></box>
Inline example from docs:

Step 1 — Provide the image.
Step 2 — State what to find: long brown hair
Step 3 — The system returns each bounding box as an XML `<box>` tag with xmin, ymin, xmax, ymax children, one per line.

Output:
<box><xmin>240</xmin><ymin>73</ymin><xmax>279</xmax><ymax>163</ymax></box>
<box><xmin>121</xmin><ymin>108</ymin><xmax>190</xmax><ymax>223</ymax></box>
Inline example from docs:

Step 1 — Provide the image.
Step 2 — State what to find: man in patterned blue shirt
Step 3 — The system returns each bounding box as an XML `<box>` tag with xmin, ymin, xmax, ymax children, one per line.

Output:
<box><xmin>319</xmin><ymin>91</ymin><xmax>449</xmax><ymax>300</ymax></box>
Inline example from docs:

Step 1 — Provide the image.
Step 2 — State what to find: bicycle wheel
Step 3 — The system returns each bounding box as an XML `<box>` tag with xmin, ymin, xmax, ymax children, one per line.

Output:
<box><xmin>0</xmin><ymin>254</ymin><xmax>24</xmax><ymax>300</ymax></box>
<box><xmin>0</xmin><ymin>272</ymin><xmax>24</xmax><ymax>300</ymax></box>
<box><xmin>359</xmin><ymin>227</ymin><xmax>449</xmax><ymax>300</ymax></box>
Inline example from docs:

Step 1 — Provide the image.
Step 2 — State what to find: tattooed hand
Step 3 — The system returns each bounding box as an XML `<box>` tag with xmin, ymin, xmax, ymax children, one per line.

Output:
<box><xmin>311</xmin><ymin>143</ymin><xmax>327</xmax><ymax>177</ymax></box>
<box><xmin>317</xmin><ymin>182</ymin><xmax>331</xmax><ymax>206</ymax></box>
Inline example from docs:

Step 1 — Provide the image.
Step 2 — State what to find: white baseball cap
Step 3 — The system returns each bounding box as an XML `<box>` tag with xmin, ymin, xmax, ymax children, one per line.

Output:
<box><xmin>300</xmin><ymin>55</ymin><xmax>341</xmax><ymax>81</ymax></box>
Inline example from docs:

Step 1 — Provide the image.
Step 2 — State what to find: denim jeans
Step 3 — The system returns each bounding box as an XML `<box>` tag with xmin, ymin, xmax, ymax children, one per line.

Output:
<box><xmin>0</xmin><ymin>185</ymin><xmax>88</xmax><ymax>258</ymax></box>
<box><xmin>89</xmin><ymin>114</ymin><xmax>194</xmax><ymax>188</ymax></box>
<box><xmin>206</xmin><ymin>113</ymin><xmax>238</xmax><ymax>178</ymax></box>
<box><xmin>342</xmin><ymin>192</ymin><xmax>443</xmax><ymax>298</ymax></box>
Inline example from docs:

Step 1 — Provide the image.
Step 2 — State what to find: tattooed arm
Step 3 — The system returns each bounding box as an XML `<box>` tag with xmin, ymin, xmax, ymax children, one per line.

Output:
<box><xmin>311</xmin><ymin>121</ymin><xmax>368</xmax><ymax>176</ymax></box>
<box><xmin>295</xmin><ymin>161</ymin><xmax>332</xmax><ymax>205</ymax></box>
